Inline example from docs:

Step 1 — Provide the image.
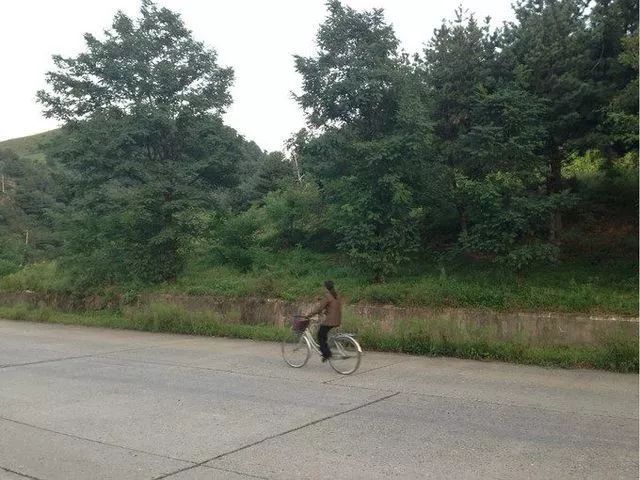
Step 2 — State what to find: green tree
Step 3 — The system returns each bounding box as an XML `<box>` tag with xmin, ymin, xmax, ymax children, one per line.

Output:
<box><xmin>294</xmin><ymin>1</ymin><xmax>426</xmax><ymax>280</ymax></box>
<box><xmin>330</xmin><ymin>170</ymin><xmax>423</xmax><ymax>281</ymax></box>
<box><xmin>503</xmin><ymin>0</ymin><xmax>638</xmax><ymax>242</ymax></box>
<box><xmin>37</xmin><ymin>0</ymin><xmax>235</xmax><ymax>284</ymax></box>
<box><xmin>254</xmin><ymin>182</ymin><xmax>327</xmax><ymax>250</ymax></box>
<box><xmin>588</xmin><ymin>0</ymin><xmax>639</xmax><ymax>156</ymax></box>
<box><xmin>504</xmin><ymin>0</ymin><xmax>599</xmax><ymax>241</ymax></box>
<box><xmin>294</xmin><ymin>0</ymin><xmax>401</xmax><ymax>138</ymax></box>
<box><xmin>232</xmin><ymin>150</ymin><xmax>296</xmax><ymax>209</ymax></box>
<box><xmin>419</xmin><ymin>8</ymin><xmax>547</xmax><ymax>235</ymax></box>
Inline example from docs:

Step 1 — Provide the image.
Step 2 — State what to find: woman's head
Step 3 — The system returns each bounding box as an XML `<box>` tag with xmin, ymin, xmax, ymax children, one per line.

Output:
<box><xmin>324</xmin><ymin>280</ymin><xmax>337</xmax><ymax>299</ymax></box>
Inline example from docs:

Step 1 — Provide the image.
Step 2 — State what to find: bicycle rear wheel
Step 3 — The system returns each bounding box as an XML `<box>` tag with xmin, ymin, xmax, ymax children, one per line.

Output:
<box><xmin>281</xmin><ymin>331</ymin><xmax>311</xmax><ymax>368</ymax></box>
<box><xmin>328</xmin><ymin>335</ymin><xmax>362</xmax><ymax>375</ymax></box>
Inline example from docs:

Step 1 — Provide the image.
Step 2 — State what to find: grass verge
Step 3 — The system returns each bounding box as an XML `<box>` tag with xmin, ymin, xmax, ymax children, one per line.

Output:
<box><xmin>2</xmin><ymin>251</ymin><xmax>636</xmax><ymax>314</ymax></box>
<box><xmin>0</xmin><ymin>302</ymin><xmax>636</xmax><ymax>373</ymax></box>
<box><xmin>0</xmin><ymin>303</ymin><xmax>287</xmax><ymax>343</ymax></box>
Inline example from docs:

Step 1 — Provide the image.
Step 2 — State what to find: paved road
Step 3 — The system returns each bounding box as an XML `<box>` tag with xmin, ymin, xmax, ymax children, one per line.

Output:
<box><xmin>0</xmin><ymin>319</ymin><xmax>637</xmax><ymax>480</ymax></box>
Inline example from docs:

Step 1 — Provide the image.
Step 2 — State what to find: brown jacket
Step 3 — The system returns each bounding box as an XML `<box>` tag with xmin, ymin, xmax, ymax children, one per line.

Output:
<box><xmin>309</xmin><ymin>292</ymin><xmax>342</xmax><ymax>327</ymax></box>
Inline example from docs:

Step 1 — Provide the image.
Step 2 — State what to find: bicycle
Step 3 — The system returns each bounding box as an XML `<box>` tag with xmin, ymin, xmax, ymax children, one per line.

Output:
<box><xmin>281</xmin><ymin>315</ymin><xmax>362</xmax><ymax>375</ymax></box>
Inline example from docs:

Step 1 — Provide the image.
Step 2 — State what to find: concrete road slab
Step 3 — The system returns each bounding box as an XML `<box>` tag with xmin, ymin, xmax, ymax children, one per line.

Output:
<box><xmin>0</xmin><ymin>319</ymin><xmax>637</xmax><ymax>480</ymax></box>
<box><xmin>101</xmin><ymin>335</ymin><xmax>408</xmax><ymax>384</ymax></box>
<box><xmin>167</xmin><ymin>465</ymin><xmax>264</xmax><ymax>479</ymax></box>
<box><xmin>330</xmin><ymin>355</ymin><xmax>639</xmax><ymax>418</ymax></box>
<box><xmin>0</xmin><ymin>418</ymin><xmax>190</xmax><ymax>480</ymax></box>
<box><xmin>0</xmin><ymin>320</ymin><xmax>183</xmax><ymax>368</ymax></box>
<box><xmin>0</xmin><ymin>356</ymin><xmax>387</xmax><ymax>462</ymax></box>
<box><xmin>210</xmin><ymin>392</ymin><xmax>638</xmax><ymax>480</ymax></box>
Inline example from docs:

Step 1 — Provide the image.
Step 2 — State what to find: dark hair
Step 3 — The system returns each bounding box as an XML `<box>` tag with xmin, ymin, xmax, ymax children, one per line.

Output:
<box><xmin>324</xmin><ymin>280</ymin><xmax>338</xmax><ymax>299</ymax></box>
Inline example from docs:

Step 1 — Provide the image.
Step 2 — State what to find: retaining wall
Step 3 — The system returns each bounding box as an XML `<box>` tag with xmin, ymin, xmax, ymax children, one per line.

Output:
<box><xmin>1</xmin><ymin>291</ymin><xmax>637</xmax><ymax>346</ymax></box>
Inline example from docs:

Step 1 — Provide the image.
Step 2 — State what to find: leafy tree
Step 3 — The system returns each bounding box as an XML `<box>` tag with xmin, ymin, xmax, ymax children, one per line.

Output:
<box><xmin>254</xmin><ymin>152</ymin><xmax>296</xmax><ymax>198</ymax></box>
<box><xmin>294</xmin><ymin>0</ymin><xmax>401</xmax><ymax>138</ymax></box>
<box><xmin>232</xmin><ymin>150</ymin><xmax>296</xmax><ymax>209</ymax></box>
<box><xmin>254</xmin><ymin>182</ymin><xmax>327</xmax><ymax>250</ymax></box>
<box><xmin>37</xmin><ymin>0</ymin><xmax>232</xmax><ymax>120</ymax></box>
<box><xmin>587</xmin><ymin>0</ymin><xmax>639</xmax><ymax>157</ymax></box>
<box><xmin>330</xmin><ymin>171</ymin><xmax>423</xmax><ymax>281</ymax></box>
<box><xmin>211</xmin><ymin>181</ymin><xmax>327</xmax><ymax>271</ymax></box>
<box><xmin>502</xmin><ymin>0</ymin><xmax>638</xmax><ymax>243</ymax></box>
<box><xmin>418</xmin><ymin>9</ymin><xmax>547</xmax><ymax>236</ymax></box>
<box><xmin>504</xmin><ymin>0</ymin><xmax>601</xmax><ymax>241</ymax></box>
<box><xmin>294</xmin><ymin>1</ymin><xmax>427</xmax><ymax>280</ymax></box>
<box><xmin>421</xmin><ymin>9</ymin><xmax>498</xmax><ymax>176</ymax></box>
<box><xmin>37</xmin><ymin>0</ymin><xmax>236</xmax><ymax>284</ymax></box>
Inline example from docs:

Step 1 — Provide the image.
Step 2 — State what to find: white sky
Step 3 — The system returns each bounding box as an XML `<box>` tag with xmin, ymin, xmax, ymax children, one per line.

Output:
<box><xmin>0</xmin><ymin>0</ymin><xmax>514</xmax><ymax>152</ymax></box>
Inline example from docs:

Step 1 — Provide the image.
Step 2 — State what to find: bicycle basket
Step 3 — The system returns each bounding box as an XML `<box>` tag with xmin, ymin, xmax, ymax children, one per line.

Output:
<box><xmin>291</xmin><ymin>315</ymin><xmax>310</xmax><ymax>332</ymax></box>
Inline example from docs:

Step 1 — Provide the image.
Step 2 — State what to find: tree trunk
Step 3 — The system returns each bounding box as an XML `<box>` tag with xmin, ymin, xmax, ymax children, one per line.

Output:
<box><xmin>163</xmin><ymin>188</ymin><xmax>178</xmax><ymax>283</ymax></box>
<box><xmin>291</xmin><ymin>155</ymin><xmax>303</xmax><ymax>184</ymax></box>
<box><xmin>457</xmin><ymin>205</ymin><xmax>468</xmax><ymax>236</ymax></box>
<box><xmin>547</xmin><ymin>152</ymin><xmax>563</xmax><ymax>244</ymax></box>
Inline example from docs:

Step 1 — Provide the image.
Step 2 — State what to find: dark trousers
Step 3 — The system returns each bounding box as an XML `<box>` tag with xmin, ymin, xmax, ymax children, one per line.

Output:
<box><xmin>317</xmin><ymin>325</ymin><xmax>334</xmax><ymax>358</ymax></box>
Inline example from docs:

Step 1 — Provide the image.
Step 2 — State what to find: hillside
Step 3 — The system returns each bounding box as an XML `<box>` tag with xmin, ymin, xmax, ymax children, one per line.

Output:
<box><xmin>0</xmin><ymin>129</ymin><xmax>60</xmax><ymax>163</ymax></box>
<box><xmin>0</xmin><ymin>131</ymin><xmax>61</xmax><ymax>273</ymax></box>
<box><xmin>0</xmin><ymin>126</ymin><xmax>637</xmax><ymax>315</ymax></box>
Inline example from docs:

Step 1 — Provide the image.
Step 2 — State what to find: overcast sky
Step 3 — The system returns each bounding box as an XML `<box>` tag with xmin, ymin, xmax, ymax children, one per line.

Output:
<box><xmin>0</xmin><ymin>0</ymin><xmax>514</xmax><ymax>152</ymax></box>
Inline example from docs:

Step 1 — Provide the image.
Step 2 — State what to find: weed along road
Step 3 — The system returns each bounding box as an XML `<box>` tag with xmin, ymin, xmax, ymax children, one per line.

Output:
<box><xmin>0</xmin><ymin>319</ymin><xmax>637</xmax><ymax>480</ymax></box>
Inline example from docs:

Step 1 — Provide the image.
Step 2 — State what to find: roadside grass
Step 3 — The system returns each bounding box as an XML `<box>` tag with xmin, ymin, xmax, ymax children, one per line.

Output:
<box><xmin>153</xmin><ymin>250</ymin><xmax>640</xmax><ymax>315</ymax></box>
<box><xmin>340</xmin><ymin>313</ymin><xmax>638</xmax><ymax>373</ymax></box>
<box><xmin>0</xmin><ymin>250</ymin><xmax>637</xmax><ymax>314</ymax></box>
<box><xmin>0</xmin><ymin>302</ymin><xmax>636</xmax><ymax>373</ymax></box>
<box><xmin>0</xmin><ymin>302</ymin><xmax>288</xmax><ymax>343</ymax></box>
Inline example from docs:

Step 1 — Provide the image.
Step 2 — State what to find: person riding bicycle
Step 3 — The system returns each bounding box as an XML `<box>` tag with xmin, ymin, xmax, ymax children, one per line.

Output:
<box><xmin>307</xmin><ymin>280</ymin><xmax>342</xmax><ymax>362</ymax></box>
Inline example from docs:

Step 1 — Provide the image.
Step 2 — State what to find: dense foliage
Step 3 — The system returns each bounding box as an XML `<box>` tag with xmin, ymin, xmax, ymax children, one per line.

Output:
<box><xmin>0</xmin><ymin>0</ymin><xmax>636</xmax><ymax>288</ymax></box>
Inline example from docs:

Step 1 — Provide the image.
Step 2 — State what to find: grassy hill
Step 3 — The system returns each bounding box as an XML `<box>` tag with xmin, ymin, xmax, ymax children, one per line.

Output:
<box><xmin>0</xmin><ymin>129</ymin><xmax>59</xmax><ymax>163</ymax></box>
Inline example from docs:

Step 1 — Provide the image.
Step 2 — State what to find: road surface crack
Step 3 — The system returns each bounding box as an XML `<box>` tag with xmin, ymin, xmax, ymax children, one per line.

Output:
<box><xmin>0</xmin><ymin>465</ymin><xmax>44</xmax><ymax>480</ymax></box>
<box><xmin>152</xmin><ymin>391</ymin><xmax>401</xmax><ymax>479</ymax></box>
<box><xmin>0</xmin><ymin>417</ymin><xmax>193</xmax><ymax>465</ymax></box>
<box><xmin>201</xmin><ymin>464</ymin><xmax>269</xmax><ymax>479</ymax></box>
<box><xmin>0</xmin><ymin>344</ymin><xmax>183</xmax><ymax>370</ymax></box>
<box><xmin>323</xmin><ymin>358</ymin><xmax>411</xmax><ymax>383</ymax></box>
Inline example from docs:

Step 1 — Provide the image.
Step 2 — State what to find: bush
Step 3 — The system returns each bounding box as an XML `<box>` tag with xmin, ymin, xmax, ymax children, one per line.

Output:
<box><xmin>458</xmin><ymin>172</ymin><xmax>573</xmax><ymax>271</ymax></box>
<box><xmin>0</xmin><ymin>262</ymin><xmax>68</xmax><ymax>292</ymax></box>
<box><xmin>565</xmin><ymin>150</ymin><xmax>638</xmax><ymax>214</ymax></box>
<box><xmin>0</xmin><ymin>258</ymin><xmax>20</xmax><ymax>277</ymax></box>
<box><xmin>254</xmin><ymin>182</ymin><xmax>329</xmax><ymax>250</ymax></box>
<box><xmin>210</xmin><ymin>212</ymin><xmax>260</xmax><ymax>272</ymax></box>
<box><xmin>0</xmin><ymin>238</ymin><xmax>27</xmax><ymax>277</ymax></box>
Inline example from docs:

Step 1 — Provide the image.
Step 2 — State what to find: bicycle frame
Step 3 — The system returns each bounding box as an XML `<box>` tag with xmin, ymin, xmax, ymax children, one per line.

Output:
<box><xmin>300</xmin><ymin>324</ymin><xmax>356</xmax><ymax>358</ymax></box>
<box><xmin>283</xmin><ymin>320</ymin><xmax>362</xmax><ymax>374</ymax></box>
<box><xmin>300</xmin><ymin>326</ymin><xmax>322</xmax><ymax>356</ymax></box>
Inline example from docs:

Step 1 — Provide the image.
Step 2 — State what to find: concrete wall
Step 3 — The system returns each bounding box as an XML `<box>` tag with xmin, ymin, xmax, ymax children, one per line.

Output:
<box><xmin>1</xmin><ymin>291</ymin><xmax>637</xmax><ymax>346</ymax></box>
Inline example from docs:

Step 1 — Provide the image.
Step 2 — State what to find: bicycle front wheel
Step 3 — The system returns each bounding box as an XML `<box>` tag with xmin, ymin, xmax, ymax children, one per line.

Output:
<box><xmin>328</xmin><ymin>335</ymin><xmax>362</xmax><ymax>375</ymax></box>
<box><xmin>281</xmin><ymin>331</ymin><xmax>311</xmax><ymax>368</ymax></box>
